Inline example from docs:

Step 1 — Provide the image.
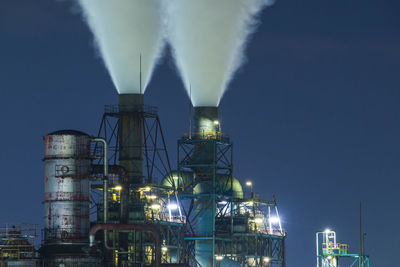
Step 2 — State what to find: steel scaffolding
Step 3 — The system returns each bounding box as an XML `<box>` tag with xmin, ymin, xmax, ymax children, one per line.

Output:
<box><xmin>177</xmin><ymin>135</ymin><xmax>286</xmax><ymax>267</ymax></box>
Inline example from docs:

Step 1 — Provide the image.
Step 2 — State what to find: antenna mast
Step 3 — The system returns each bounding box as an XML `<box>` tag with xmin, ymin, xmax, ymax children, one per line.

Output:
<box><xmin>140</xmin><ymin>53</ymin><xmax>142</xmax><ymax>94</ymax></box>
<box><xmin>189</xmin><ymin>84</ymin><xmax>192</xmax><ymax>139</ymax></box>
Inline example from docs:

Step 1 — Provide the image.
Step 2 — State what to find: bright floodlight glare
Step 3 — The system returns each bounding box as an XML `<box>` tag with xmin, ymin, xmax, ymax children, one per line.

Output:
<box><xmin>213</xmin><ymin>120</ymin><xmax>219</xmax><ymax>125</ymax></box>
<box><xmin>114</xmin><ymin>185</ymin><xmax>122</xmax><ymax>191</ymax></box>
<box><xmin>168</xmin><ymin>204</ymin><xmax>178</xmax><ymax>210</ymax></box>
<box><xmin>324</xmin><ymin>228</ymin><xmax>331</xmax><ymax>233</ymax></box>
<box><xmin>151</xmin><ymin>204</ymin><xmax>161</xmax><ymax>210</ymax></box>
<box><xmin>162</xmin><ymin>246</ymin><xmax>168</xmax><ymax>252</ymax></box>
<box><xmin>263</xmin><ymin>257</ymin><xmax>270</xmax><ymax>263</ymax></box>
<box><xmin>246</xmin><ymin>201</ymin><xmax>254</xmax><ymax>206</ymax></box>
<box><xmin>215</xmin><ymin>255</ymin><xmax>224</xmax><ymax>261</ymax></box>
<box><xmin>246</xmin><ymin>181</ymin><xmax>252</xmax><ymax>186</ymax></box>
<box><xmin>147</xmin><ymin>195</ymin><xmax>157</xmax><ymax>199</ymax></box>
<box><xmin>269</xmin><ymin>216</ymin><xmax>280</xmax><ymax>224</ymax></box>
<box><xmin>254</xmin><ymin>217</ymin><xmax>264</xmax><ymax>224</ymax></box>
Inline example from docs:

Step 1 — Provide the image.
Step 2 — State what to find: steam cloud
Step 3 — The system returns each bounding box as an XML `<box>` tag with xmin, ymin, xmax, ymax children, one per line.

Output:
<box><xmin>163</xmin><ymin>0</ymin><xmax>274</xmax><ymax>107</ymax></box>
<box><xmin>78</xmin><ymin>0</ymin><xmax>164</xmax><ymax>94</ymax></box>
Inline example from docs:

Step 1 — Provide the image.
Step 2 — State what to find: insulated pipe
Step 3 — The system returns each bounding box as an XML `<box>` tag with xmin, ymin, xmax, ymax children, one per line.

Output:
<box><xmin>91</xmin><ymin>138</ymin><xmax>108</xmax><ymax>224</ymax></box>
<box><xmin>89</xmin><ymin>224</ymin><xmax>161</xmax><ymax>267</ymax></box>
<box><xmin>91</xmin><ymin>138</ymin><xmax>109</xmax><ymax>249</ymax></box>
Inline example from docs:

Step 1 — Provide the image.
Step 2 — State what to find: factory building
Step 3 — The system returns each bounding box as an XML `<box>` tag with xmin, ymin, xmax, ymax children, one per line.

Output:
<box><xmin>0</xmin><ymin>93</ymin><xmax>286</xmax><ymax>266</ymax></box>
<box><xmin>26</xmin><ymin>93</ymin><xmax>285</xmax><ymax>266</ymax></box>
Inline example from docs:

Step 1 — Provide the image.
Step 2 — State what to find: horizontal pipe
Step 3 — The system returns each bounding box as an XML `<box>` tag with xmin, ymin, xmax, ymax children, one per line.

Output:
<box><xmin>89</xmin><ymin>223</ymin><xmax>161</xmax><ymax>267</ymax></box>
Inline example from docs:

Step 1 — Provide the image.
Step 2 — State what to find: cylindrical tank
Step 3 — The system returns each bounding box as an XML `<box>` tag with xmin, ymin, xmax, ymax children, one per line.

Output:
<box><xmin>43</xmin><ymin>130</ymin><xmax>91</xmax><ymax>244</ymax></box>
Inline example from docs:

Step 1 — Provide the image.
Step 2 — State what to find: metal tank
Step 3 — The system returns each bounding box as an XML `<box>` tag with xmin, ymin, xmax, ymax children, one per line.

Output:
<box><xmin>43</xmin><ymin>130</ymin><xmax>91</xmax><ymax>244</ymax></box>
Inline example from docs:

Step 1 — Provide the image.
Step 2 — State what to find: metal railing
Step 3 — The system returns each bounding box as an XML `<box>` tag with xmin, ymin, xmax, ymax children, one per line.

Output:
<box><xmin>182</xmin><ymin>131</ymin><xmax>230</xmax><ymax>141</ymax></box>
<box><xmin>105</xmin><ymin>104</ymin><xmax>158</xmax><ymax>115</ymax></box>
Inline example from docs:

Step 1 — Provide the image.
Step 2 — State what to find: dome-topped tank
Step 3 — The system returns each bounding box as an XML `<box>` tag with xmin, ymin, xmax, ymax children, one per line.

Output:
<box><xmin>43</xmin><ymin>130</ymin><xmax>91</xmax><ymax>244</ymax></box>
<box><xmin>161</xmin><ymin>171</ymin><xmax>243</xmax><ymax>199</ymax></box>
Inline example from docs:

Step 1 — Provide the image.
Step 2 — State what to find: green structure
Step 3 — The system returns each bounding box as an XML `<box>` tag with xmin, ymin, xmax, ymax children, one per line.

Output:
<box><xmin>316</xmin><ymin>230</ymin><xmax>369</xmax><ymax>267</ymax></box>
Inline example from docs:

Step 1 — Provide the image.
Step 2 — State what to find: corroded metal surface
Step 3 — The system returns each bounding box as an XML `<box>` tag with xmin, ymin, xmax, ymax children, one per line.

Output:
<box><xmin>43</xmin><ymin>132</ymin><xmax>91</xmax><ymax>244</ymax></box>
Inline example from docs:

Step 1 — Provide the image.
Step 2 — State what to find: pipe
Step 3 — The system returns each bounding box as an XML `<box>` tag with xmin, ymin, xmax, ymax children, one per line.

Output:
<box><xmin>91</xmin><ymin>138</ymin><xmax>109</xmax><ymax>248</ymax></box>
<box><xmin>89</xmin><ymin>224</ymin><xmax>161</xmax><ymax>267</ymax></box>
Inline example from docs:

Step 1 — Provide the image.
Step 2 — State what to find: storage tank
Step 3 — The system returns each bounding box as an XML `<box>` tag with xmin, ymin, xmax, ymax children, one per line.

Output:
<box><xmin>43</xmin><ymin>130</ymin><xmax>91</xmax><ymax>244</ymax></box>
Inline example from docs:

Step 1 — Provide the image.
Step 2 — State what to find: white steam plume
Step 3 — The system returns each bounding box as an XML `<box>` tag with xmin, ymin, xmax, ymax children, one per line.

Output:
<box><xmin>78</xmin><ymin>0</ymin><xmax>164</xmax><ymax>94</ymax></box>
<box><xmin>163</xmin><ymin>0</ymin><xmax>274</xmax><ymax>106</ymax></box>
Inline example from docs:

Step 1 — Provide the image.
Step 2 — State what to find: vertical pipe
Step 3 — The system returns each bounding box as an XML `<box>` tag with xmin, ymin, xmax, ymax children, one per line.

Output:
<box><xmin>316</xmin><ymin>232</ymin><xmax>319</xmax><ymax>267</ymax></box>
<box><xmin>92</xmin><ymin>138</ymin><xmax>108</xmax><ymax>224</ymax></box>
<box><xmin>360</xmin><ymin>201</ymin><xmax>363</xmax><ymax>267</ymax></box>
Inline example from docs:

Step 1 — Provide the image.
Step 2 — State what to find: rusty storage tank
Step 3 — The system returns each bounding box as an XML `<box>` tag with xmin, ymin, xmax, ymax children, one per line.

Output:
<box><xmin>43</xmin><ymin>130</ymin><xmax>91</xmax><ymax>244</ymax></box>
<box><xmin>41</xmin><ymin>130</ymin><xmax>100</xmax><ymax>266</ymax></box>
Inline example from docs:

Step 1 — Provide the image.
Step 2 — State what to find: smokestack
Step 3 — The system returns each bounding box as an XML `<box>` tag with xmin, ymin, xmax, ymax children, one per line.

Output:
<box><xmin>193</xmin><ymin>107</ymin><xmax>219</xmax><ymax>137</ymax></box>
<box><xmin>191</xmin><ymin>106</ymin><xmax>220</xmax><ymax>266</ymax></box>
<box><xmin>118</xmin><ymin>93</ymin><xmax>144</xmax><ymax>185</ymax></box>
<box><xmin>118</xmin><ymin>93</ymin><xmax>144</xmax><ymax>223</ymax></box>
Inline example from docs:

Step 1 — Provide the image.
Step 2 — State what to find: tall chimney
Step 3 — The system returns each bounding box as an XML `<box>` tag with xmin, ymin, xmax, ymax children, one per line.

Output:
<box><xmin>118</xmin><ymin>93</ymin><xmax>144</xmax><ymax>223</ymax></box>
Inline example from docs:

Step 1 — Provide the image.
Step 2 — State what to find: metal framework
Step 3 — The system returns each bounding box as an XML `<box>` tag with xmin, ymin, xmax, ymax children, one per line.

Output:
<box><xmin>316</xmin><ymin>230</ymin><xmax>369</xmax><ymax>267</ymax></box>
<box><xmin>90</xmin><ymin>105</ymin><xmax>186</xmax><ymax>266</ymax></box>
<box><xmin>176</xmin><ymin>135</ymin><xmax>286</xmax><ymax>267</ymax></box>
<box><xmin>0</xmin><ymin>223</ymin><xmax>39</xmax><ymax>265</ymax></box>
<box><xmin>95</xmin><ymin>105</ymin><xmax>172</xmax><ymax>184</ymax></box>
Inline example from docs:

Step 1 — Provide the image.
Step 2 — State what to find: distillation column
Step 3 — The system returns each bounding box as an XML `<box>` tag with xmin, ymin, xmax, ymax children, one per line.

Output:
<box><xmin>42</xmin><ymin>130</ymin><xmax>99</xmax><ymax>266</ymax></box>
<box><xmin>192</xmin><ymin>107</ymin><xmax>219</xmax><ymax>267</ymax></box>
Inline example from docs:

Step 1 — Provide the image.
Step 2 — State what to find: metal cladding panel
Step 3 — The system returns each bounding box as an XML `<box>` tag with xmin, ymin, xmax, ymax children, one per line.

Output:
<box><xmin>193</xmin><ymin>106</ymin><xmax>218</xmax><ymax>135</ymax></box>
<box><xmin>44</xmin><ymin>201</ymin><xmax>89</xmax><ymax>241</ymax></box>
<box><xmin>44</xmin><ymin>159</ymin><xmax>90</xmax><ymax>201</ymax></box>
<box><xmin>44</xmin><ymin>134</ymin><xmax>91</xmax><ymax>159</ymax></box>
<box><xmin>43</xmin><ymin>131</ymin><xmax>91</xmax><ymax>244</ymax></box>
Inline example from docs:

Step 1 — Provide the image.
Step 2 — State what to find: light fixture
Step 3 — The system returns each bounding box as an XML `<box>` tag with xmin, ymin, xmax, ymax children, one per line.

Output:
<box><xmin>162</xmin><ymin>246</ymin><xmax>168</xmax><ymax>252</ymax></box>
<box><xmin>147</xmin><ymin>195</ymin><xmax>157</xmax><ymax>199</ymax></box>
<box><xmin>215</xmin><ymin>255</ymin><xmax>224</xmax><ymax>261</ymax></box>
<box><xmin>246</xmin><ymin>181</ymin><xmax>252</xmax><ymax>186</ymax></box>
<box><xmin>254</xmin><ymin>217</ymin><xmax>264</xmax><ymax>224</ymax></box>
<box><xmin>113</xmin><ymin>185</ymin><xmax>122</xmax><ymax>191</ymax></box>
<box><xmin>213</xmin><ymin>120</ymin><xmax>219</xmax><ymax>125</ymax></box>
<box><xmin>151</xmin><ymin>203</ymin><xmax>161</xmax><ymax>210</ymax></box>
<box><xmin>168</xmin><ymin>204</ymin><xmax>178</xmax><ymax>210</ymax></box>
<box><xmin>324</xmin><ymin>228</ymin><xmax>331</xmax><ymax>233</ymax></box>
<box><xmin>263</xmin><ymin>257</ymin><xmax>270</xmax><ymax>263</ymax></box>
<box><xmin>269</xmin><ymin>216</ymin><xmax>280</xmax><ymax>224</ymax></box>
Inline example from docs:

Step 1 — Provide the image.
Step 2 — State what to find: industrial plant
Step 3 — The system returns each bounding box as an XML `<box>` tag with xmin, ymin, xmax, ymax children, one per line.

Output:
<box><xmin>0</xmin><ymin>1</ymin><xmax>371</xmax><ymax>267</ymax></box>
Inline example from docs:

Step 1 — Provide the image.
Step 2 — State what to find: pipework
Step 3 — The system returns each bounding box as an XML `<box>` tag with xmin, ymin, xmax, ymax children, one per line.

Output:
<box><xmin>91</xmin><ymin>138</ymin><xmax>109</xmax><ymax>249</ymax></box>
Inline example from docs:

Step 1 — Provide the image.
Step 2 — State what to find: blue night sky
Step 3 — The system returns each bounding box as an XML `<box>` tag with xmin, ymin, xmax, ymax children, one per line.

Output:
<box><xmin>0</xmin><ymin>0</ymin><xmax>399</xmax><ymax>266</ymax></box>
